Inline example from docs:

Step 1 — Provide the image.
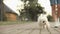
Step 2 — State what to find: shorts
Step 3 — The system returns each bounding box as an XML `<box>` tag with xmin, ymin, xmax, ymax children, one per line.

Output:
<box><xmin>50</xmin><ymin>0</ymin><xmax>60</xmax><ymax>6</ymax></box>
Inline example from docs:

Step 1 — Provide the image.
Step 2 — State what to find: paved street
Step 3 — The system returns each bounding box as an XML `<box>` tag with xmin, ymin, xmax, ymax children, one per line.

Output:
<box><xmin>0</xmin><ymin>22</ymin><xmax>60</xmax><ymax>34</ymax></box>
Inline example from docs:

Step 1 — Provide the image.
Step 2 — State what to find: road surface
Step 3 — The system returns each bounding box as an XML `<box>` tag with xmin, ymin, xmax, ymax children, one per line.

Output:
<box><xmin>0</xmin><ymin>22</ymin><xmax>60</xmax><ymax>34</ymax></box>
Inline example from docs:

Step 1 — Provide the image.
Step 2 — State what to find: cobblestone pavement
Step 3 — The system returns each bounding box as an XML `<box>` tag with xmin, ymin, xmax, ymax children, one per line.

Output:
<box><xmin>0</xmin><ymin>22</ymin><xmax>60</xmax><ymax>34</ymax></box>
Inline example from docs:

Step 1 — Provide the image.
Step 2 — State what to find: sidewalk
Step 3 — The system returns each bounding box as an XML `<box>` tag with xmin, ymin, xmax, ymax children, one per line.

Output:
<box><xmin>0</xmin><ymin>22</ymin><xmax>60</xmax><ymax>34</ymax></box>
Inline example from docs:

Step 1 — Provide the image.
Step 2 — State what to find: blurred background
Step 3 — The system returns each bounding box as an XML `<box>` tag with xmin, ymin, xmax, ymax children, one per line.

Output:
<box><xmin>0</xmin><ymin>0</ymin><xmax>53</xmax><ymax>23</ymax></box>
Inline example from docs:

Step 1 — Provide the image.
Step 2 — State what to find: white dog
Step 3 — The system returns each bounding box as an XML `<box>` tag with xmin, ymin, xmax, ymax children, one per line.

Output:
<box><xmin>37</xmin><ymin>13</ymin><xmax>50</xmax><ymax>29</ymax></box>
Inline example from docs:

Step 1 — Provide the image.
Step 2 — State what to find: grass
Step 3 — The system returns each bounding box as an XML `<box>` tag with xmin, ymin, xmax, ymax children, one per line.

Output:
<box><xmin>0</xmin><ymin>21</ymin><xmax>33</xmax><ymax>25</ymax></box>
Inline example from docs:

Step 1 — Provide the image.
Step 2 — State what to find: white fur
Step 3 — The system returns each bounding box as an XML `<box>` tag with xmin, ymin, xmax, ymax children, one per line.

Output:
<box><xmin>37</xmin><ymin>14</ymin><xmax>50</xmax><ymax>29</ymax></box>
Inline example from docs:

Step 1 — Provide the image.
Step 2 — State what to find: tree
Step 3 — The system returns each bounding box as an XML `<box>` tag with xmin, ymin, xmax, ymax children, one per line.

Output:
<box><xmin>0</xmin><ymin>0</ymin><xmax>6</xmax><ymax>21</ymax></box>
<box><xmin>21</xmin><ymin>0</ymin><xmax>44</xmax><ymax>21</ymax></box>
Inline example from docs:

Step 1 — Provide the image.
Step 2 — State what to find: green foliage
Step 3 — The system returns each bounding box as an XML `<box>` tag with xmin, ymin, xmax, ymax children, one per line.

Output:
<box><xmin>21</xmin><ymin>0</ymin><xmax>45</xmax><ymax>21</ymax></box>
<box><xmin>0</xmin><ymin>21</ymin><xmax>33</xmax><ymax>25</ymax></box>
<box><xmin>47</xmin><ymin>15</ymin><xmax>54</xmax><ymax>22</ymax></box>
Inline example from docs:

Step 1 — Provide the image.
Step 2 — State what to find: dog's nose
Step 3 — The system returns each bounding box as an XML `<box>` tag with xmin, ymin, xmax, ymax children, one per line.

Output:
<box><xmin>43</xmin><ymin>21</ymin><xmax>45</xmax><ymax>23</ymax></box>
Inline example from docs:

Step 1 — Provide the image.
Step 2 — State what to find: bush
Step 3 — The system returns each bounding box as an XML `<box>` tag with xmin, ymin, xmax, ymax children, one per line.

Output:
<box><xmin>47</xmin><ymin>15</ymin><xmax>54</xmax><ymax>22</ymax></box>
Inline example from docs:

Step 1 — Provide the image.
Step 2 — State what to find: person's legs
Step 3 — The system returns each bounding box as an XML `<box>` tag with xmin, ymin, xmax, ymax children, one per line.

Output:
<box><xmin>57</xmin><ymin>0</ymin><xmax>60</xmax><ymax>17</ymax></box>
<box><xmin>50</xmin><ymin>0</ymin><xmax>57</xmax><ymax>21</ymax></box>
<box><xmin>54</xmin><ymin>0</ymin><xmax>60</xmax><ymax>28</ymax></box>
<box><xmin>51</xmin><ymin>5</ymin><xmax>57</xmax><ymax>21</ymax></box>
